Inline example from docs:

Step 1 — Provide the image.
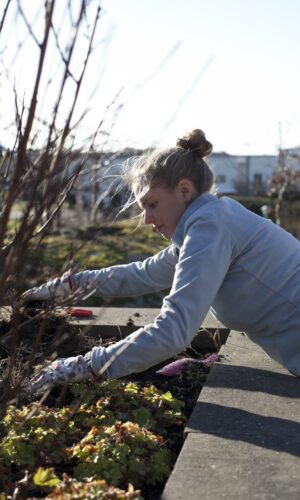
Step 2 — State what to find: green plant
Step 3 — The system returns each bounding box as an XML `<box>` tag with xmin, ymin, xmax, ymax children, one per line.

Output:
<box><xmin>0</xmin><ymin>376</ymin><xmax>190</xmax><ymax>498</ymax></box>
<box><xmin>0</xmin><ymin>358</ymin><xmax>209</xmax><ymax>498</ymax></box>
<box><xmin>47</xmin><ymin>476</ymin><xmax>142</xmax><ymax>499</ymax></box>
<box><xmin>72</xmin><ymin>422</ymin><xmax>171</xmax><ymax>488</ymax></box>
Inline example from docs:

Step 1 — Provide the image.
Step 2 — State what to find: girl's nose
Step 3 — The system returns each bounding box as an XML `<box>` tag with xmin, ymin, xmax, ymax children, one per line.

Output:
<box><xmin>144</xmin><ymin>211</ymin><xmax>154</xmax><ymax>225</ymax></box>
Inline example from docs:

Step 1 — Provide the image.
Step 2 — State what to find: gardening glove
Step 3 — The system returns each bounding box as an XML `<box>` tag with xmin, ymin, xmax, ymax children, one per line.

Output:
<box><xmin>27</xmin><ymin>352</ymin><xmax>96</xmax><ymax>395</ymax></box>
<box><xmin>156</xmin><ymin>354</ymin><xmax>220</xmax><ymax>376</ymax></box>
<box><xmin>21</xmin><ymin>270</ymin><xmax>75</xmax><ymax>303</ymax></box>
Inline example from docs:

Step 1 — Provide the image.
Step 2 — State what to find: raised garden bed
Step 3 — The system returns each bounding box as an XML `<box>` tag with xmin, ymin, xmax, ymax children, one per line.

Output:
<box><xmin>0</xmin><ymin>307</ymin><xmax>221</xmax><ymax>499</ymax></box>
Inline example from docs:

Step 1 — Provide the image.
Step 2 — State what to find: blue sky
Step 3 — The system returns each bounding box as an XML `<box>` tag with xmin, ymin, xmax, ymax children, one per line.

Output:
<box><xmin>1</xmin><ymin>0</ymin><xmax>300</xmax><ymax>154</ymax></box>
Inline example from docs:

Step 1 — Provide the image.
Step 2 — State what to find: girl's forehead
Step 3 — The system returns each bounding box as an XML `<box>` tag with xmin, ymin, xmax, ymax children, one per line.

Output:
<box><xmin>134</xmin><ymin>184</ymin><xmax>152</xmax><ymax>205</ymax></box>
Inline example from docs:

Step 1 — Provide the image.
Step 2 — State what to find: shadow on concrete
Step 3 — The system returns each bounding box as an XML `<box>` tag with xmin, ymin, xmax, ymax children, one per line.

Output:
<box><xmin>206</xmin><ymin>363</ymin><xmax>300</xmax><ymax>398</ymax></box>
<box><xmin>188</xmin><ymin>401</ymin><xmax>300</xmax><ymax>457</ymax></box>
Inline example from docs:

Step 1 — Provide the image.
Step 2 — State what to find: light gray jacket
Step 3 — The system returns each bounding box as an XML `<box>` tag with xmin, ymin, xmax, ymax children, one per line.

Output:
<box><xmin>73</xmin><ymin>193</ymin><xmax>300</xmax><ymax>377</ymax></box>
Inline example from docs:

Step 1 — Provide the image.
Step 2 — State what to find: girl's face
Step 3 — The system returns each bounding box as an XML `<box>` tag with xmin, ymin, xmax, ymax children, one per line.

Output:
<box><xmin>135</xmin><ymin>179</ymin><xmax>198</xmax><ymax>240</ymax></box>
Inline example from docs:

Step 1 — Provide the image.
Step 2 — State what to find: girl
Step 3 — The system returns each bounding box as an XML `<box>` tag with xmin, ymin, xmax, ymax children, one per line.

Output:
<box><xmin>23</xmin><ymin>129</ymin><xmax>300</xmax><ymax>393</ymax></box>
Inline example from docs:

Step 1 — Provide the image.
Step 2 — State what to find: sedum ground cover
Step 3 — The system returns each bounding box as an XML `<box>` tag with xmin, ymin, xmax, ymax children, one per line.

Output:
<box><xmin>0</xmin><ymin>364</ymin><xmax>208</xmax><ymax>499</ymax></box>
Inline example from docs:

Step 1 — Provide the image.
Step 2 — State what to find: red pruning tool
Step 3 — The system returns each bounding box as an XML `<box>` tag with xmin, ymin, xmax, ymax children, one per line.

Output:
<box><xmin>69</xmin><ymin>308</ymin><xmax>93</xmax><ymax>317</ymax></box>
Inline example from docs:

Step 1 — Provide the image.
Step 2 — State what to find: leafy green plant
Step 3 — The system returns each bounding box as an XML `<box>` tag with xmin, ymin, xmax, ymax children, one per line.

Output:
<box><xmin>0</xmin><ymin>362</ymin><xmax>209</xmax><ymax>498</ymax></box>
<box><xmin>71</xmin><ymin>422</ymin><xmax>170</xmax><ymax>487</ymax></box>
<box><xmin>47</xmin><ymin>476</ymin><xmax>142</xmax><ymax>499</ymax></box>
<box><xmin>34</xmin><ymin>467</ymin><xmax>61</xmax><ymax>488</ymax></box>
<box><xmin>70</xmin><ymin>379</ymin><xmax>186</xmax><ymax>433</ymax></box>
<box><xmin>0</xmin><ymin>404</ymin><xmax>78</xmax><ymax>467</ymax></box>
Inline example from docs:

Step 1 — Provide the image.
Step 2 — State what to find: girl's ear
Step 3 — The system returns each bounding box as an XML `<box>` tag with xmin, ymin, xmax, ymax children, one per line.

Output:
<box><xmin>178</xmin><ymin>179</ymin><xmax>197</xmax><ymax>202</ymax></box>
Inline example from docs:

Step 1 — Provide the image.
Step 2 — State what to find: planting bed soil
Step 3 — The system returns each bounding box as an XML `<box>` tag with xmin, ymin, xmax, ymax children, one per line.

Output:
<box><xmin>0</xmin><ymin>304</ymin><xmax>93</xmax><ymax>360</ymax></box>
<box><xmin>0</xmin><ymin>306</ymin><xmax>218</xmax><ymax>499</ymax></box>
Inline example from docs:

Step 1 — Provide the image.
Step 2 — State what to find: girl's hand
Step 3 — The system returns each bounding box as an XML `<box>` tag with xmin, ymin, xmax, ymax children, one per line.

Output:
<box><xmin>27</xmin><ymin>353</ymin><xmax>94</xmax><ymax>394</ymax></box>
<box><xmin>21</xmin><ymin>270</ymin><xmax>74</xmax><ymax>303</ymax></box>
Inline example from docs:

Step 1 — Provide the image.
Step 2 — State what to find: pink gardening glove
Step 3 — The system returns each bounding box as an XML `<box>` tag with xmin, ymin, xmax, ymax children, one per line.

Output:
<box><xmin>26</xmin><ymin>353</ymin><xmax>95</xmax><ymax>395</ymax></box>
<box><xmin>21</xmin><ymin>270</ymin><xmax>75</xmax><ymax>303</ymax></box>
<box><xmin>156</xmin><ymin>354</ymin><xmax>220</xmax><ymax>377</ymax></box>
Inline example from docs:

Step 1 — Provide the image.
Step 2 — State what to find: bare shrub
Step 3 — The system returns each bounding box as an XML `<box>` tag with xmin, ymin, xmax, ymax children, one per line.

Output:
<box><xmin>0</xmin><ymin>0</ymin><xmax>114</xmax><ymax>409</ymax></box>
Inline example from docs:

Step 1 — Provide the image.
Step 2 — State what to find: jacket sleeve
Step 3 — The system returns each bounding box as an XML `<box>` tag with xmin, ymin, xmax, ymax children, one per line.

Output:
<box><xmin>90</xmin><ymin>216</ymin><xmax>235</xmax><ymax>379</ymax></box>
<box><xmin>72</xmin><ymin>244</ymin><xmax>178</xmax><ymax>297</ymax></box>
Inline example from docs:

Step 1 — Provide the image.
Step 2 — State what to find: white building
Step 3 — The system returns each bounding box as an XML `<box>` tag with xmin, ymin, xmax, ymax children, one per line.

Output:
<box><xmin>209</xmin><ymin>153</ymin><xmax>277</xmax><ymax>195</ymax></box>
<box><xmin>67</xmin><ymin>148</ymin><xmax>300</xmax><ymax>199</ymax></box>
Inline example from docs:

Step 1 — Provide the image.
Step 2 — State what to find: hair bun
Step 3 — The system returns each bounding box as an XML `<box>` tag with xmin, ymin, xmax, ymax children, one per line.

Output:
<box><xmin>176</xmin><ymin>129</ymin><xmax>213</xmax><ymax>158</ymax></box>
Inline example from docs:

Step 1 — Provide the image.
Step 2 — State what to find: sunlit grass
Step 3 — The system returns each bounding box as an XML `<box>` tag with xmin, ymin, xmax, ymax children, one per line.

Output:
<box><xmin>28</xmin><ymin>219</ymin><xmax>168</xmax><ymax>273</ymax></box>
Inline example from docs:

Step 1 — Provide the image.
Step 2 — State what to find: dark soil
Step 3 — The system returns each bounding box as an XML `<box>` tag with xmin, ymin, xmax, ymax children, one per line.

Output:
<box><xmin>0</xmin><ymin>302</ymin><xmax>94</xmax><ymax>362</ymax></box>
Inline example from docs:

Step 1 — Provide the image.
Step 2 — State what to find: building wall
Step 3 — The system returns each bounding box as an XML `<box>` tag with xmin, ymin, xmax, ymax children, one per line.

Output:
<box><xmin>209</xmin><ymin>153</ymin><xmax>277</xmax><ymax>195</ymax></box>
<box><xmin>248</xmin><ymin>156</ymin><xmax>277</xmax><ymax>194</ymax></box>
<box><xmin>208</xmin><ymin>153</ymin><xmax>239</xmax><ymax>194</ymax></box>
<box><xmin>66</xmin><ymin>149</ymin><xmax>300</xmax><ymax>198</ymax></box>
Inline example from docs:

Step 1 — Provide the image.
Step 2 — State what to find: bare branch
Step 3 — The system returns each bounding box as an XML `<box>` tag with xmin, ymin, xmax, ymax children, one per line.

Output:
<box><xmin>50</xmin><ymin>20</ymin><xmax>77</xmax><ymax>83</ymax></box>
<box><xmin>0</xmin><ymin>0</ymin><xmax>12</xmax><ymax>36</ymax></box>
<box><xmin>16</xmin><ymin>0</ymin><xmax>40</xmax><ymax>47</ymax></box>
<box><xmin>18</xmin><ymin>0</ymin><xmax>55</xmax><ymax>156</ymax></box>
<box><xmin>32</xmin><ymin>178</ymin><xmax>77</xmax><ymax>237</ymax></box>
<box><xmin>44</xmin><ymin>0</ymin><xmax>87</xmax><ymax>152</ymax></box>
<box><xmin>0</xmin><ymin>1</ymin><xmax>56</xmax><ymax>248</ymax></box>
<box><xmin>48</xmin><ymin>3</ymin><xmax>102</xmax><ymax>175</ymax></box>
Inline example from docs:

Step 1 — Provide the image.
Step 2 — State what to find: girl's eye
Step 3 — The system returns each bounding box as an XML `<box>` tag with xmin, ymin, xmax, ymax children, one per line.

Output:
<box><xmin>148</xmin><ymin>202</ymin><xmax>156</xmax><ymax>209</ymax></box>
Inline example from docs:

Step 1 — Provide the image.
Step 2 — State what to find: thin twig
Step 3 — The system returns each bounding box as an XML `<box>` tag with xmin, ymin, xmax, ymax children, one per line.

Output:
<box><xmin>16</xmin><ymin>0</ymin><xmax>40</xmax><ymax>47</ymax></box>
<box><xmin>0</xmin><ymin>0</ymin><xmax>12</xmax><ymax>36</ymax></box>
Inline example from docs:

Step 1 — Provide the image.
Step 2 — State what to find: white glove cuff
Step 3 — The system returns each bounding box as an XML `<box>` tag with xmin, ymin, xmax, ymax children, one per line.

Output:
<box><xmin>48</xmin><ymin>270</ymin><xmax>75</xmax><ymax>301</ymax></box>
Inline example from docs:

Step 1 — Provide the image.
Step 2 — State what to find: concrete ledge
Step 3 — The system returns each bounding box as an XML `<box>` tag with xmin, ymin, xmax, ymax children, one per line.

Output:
<box><xmin>161</xmin><ymin>433</ymin><xmax>300</xmax><ymax>500</ymax></box>
<box><xmin>161</xmin><ymin>331</ymin><xmax>300</xmax><ymax>499</ymax></box>
<box><xmin>0</xmin><ymin>306</ymin><xmax>229</xmax><ymax>350</ymax></box>
<box><xmin>69</xmin><ymin>307</ymin><xmax>229</xmax><ymax>351</ymax></box>
<box><xmin>0</xmin><ymin>306</ymin><xmax>228</xmax><ymax>351</ymax></box>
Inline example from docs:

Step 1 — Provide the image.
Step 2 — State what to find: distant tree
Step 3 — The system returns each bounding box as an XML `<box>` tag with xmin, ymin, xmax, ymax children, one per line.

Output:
<box><xmin>267</xmin><ymin>150</ymin><xmax>300</xmax><ymax>226</ymax></box>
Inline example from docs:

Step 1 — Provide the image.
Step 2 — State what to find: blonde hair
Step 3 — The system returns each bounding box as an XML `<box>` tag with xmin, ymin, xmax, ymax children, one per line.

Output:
<box><xmin>125</xmin><ymin>129</ymin><xmax>214</xmax><ymax>196</ymax></box>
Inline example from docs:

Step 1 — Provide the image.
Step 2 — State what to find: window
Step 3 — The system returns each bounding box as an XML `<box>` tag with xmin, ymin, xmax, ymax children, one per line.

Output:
<box><xmin>215</xmin><ymin>174</ymin><xmax>226</xmax><ymax>183</ymax></box>
<box><xmin>253</xmin><ymin>173</ymin><xmax>263</xmax><ymax>195</ymax></box>
<box><xmin>254</xmin><ymin>173</ymin><xmax>262</xmax><ymax>183</ymax></box>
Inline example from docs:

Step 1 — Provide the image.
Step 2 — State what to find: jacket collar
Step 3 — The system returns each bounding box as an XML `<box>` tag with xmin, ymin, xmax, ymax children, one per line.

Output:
<box><xmin>172</xmin><ymin>192</ymin><xmax>216</xmax><ymax>247</ymax></box>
